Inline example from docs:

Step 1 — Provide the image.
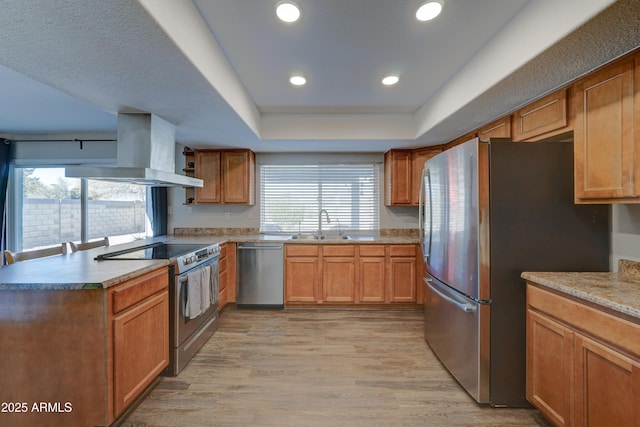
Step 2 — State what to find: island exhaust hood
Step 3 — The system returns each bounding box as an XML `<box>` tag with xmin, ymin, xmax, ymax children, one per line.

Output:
<box><xmin>65</xmin><ymin>113</ymin><xmax>203</xmax><ymax>187</ymax></box>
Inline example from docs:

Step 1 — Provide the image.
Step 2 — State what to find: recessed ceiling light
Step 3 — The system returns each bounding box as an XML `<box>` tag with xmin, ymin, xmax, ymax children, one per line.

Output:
<box><xmin>276</xmin><ymin>1</ymin><xmax>301</xmax><ymax>23</ymax></box>
<box><xmin>290</xmin><ymin>75</ymin><xmax>306</xmax><ymax>86</ymax></box>
<box><xmin>416</xmin><ymin>0</ymin><xmax>443</xmax><ymax>21</ymax></box>
<box><xmin>382</xmin><ymin>75</ymin><xmax>399</xmax><ymax>86</ymax></box>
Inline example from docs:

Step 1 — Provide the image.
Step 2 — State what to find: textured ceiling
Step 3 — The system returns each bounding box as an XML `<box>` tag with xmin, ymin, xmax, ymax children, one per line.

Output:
<box><xmin>0</xmin><ymin>0</ymin><xmax>638</xmax><ymax>153</ymax></box>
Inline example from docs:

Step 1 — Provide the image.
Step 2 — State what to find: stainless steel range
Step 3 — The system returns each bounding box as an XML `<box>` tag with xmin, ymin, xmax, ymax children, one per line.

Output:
<box><xmin>97</xmin><ymin>242</ymin><xmax>221</xmax><ymax>376</ymax></box>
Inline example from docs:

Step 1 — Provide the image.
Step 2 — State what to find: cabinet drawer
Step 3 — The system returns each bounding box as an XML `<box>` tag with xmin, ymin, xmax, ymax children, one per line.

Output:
<box><xmin>322</xmin><ymin>245</ymin><xmax>355</xmax><ymax>257</ymax></box>
<box><xmin>389</xmin><ymin>245</ymin><xmax>416</xmax><ymax>257</ymax></box>
<box><xmin>220</xmin><ymin>244</ymin><xmax>227</xmax><ymax>259</ymax></box>
<box><xmin>111</xmin><ymin>268</ymin><xmax>169</xmax><ymax>314</ymax></box>
<box><xmin>359</xmin><ymin>245</ymin><xmax>386</xmax><ymax>257</ymax></box>
<box><xmin>286</xmin><ymin>244</ymin><xmax>320</xmax><ymax>257</ymax></box>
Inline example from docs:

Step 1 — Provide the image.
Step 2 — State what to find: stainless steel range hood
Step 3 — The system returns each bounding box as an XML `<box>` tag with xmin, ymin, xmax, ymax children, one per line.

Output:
<box><xmin>66</xmin><ymin>113</ymin><xmax>203</xmax><ymax>187</ymax></box>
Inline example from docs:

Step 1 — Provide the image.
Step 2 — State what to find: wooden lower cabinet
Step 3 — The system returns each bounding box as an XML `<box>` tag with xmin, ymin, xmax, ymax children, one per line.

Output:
<box><xmin>389</xmin><ymin>245</ymin><xmax>417</xmax><ymax>303</ymax></box>
<box><xmin>0</xmin><ymin>267</ymin><xmax>169</xmax><ymax>427</ymax></box>
<box><xmin>285</xmin><ymin>245</ymin><xmax>320</xmax><ymax>303</ymax></box>
<box><xmin>526</xmin><ymin>283</ymin><xmax>640</xmax><ymax>427</ymax></box>
<box><xmin>108</xmin><ymin>268</ymin><xmax>169</xmax><ymax>422</ymax></box>
<box><xmin>285</xmin><ymin>244</ymin><xmax>417</xmax><ymax>306</ymax></box>
<box><xmin>358</xmin><ymin>245</ymin><xmax>386</xmax><ymax>303</ymax></box>
<box><xmin>574</xmin><ymin>335</ymin><xmax>640</xmax><ymax>427</ymax></box>
<box><xmin>218</xmin><ymin>242</ymin><xmax>236</xmax><ymax>310</ymax></box>
<box><xmin>322</xmin><ymin>245</ymin><xmax>356</xmax><ymax>303</ymax></box>
<box><xmin>112</xmin><ymin>291</ymin><xmax>168</xmax><ymax>416</ymax></box>
<box><xmin>526</xmin><ymin>310</ymin><xmax>574</xmax><ymax>427</ymax></box>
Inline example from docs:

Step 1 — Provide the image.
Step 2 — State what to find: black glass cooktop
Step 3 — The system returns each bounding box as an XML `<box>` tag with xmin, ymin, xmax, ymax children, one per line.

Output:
<box><xmin>96</xmin><ymin>243</ymin><xmax>209</xmax><ymax>260</ymax></box>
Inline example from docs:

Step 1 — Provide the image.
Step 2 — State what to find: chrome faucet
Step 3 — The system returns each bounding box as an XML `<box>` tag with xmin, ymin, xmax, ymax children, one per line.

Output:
<box><xmin>318</xmin><ymin>209</ymin><xmax>331</xmax><ymax>239</ymax></box>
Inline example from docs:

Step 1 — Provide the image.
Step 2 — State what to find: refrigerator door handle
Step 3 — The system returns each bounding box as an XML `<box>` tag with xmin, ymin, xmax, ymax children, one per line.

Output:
<box><xmin>419</xmin><ymin>168</ymin><xmax>433</xmax><ymax>262</ymax></box>
<box><xmin>424</xmin><ymin>278</ymin><xmax>476</xmax><ymax>313</ymax></box>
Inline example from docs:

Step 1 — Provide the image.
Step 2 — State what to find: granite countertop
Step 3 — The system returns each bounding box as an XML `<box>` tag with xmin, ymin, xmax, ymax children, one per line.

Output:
<box><xmin>522</xmin><ymin>259</ymin><xmax>640</xmax><ymax>320</ymax></box>
<box><xmin>0</xmin><ymin>237</ymin><xmax>171</xmax><ymax>290</ymax></box>
<box><xmin>0</xmin><ymin>231</ymin><xmax>419</xmax><ymax>290</ymax></box>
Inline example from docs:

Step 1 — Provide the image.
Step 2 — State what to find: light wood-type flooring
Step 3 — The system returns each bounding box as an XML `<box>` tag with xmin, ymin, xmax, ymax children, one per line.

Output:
<box><xmin>122</xmin><ymin>309</ymin><xmax>548</xmax><ymax>427</ymax></box>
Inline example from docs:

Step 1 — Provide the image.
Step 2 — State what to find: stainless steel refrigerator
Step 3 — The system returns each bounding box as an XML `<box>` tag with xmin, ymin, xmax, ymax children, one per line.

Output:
<box><xmin>419</xmin><ymin>137</ymin><xmax>609</xmax><ymax>407</ymax></box>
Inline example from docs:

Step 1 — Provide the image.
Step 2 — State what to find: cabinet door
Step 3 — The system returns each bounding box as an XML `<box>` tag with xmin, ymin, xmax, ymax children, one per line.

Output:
<box><xmin>388</xmin><ymin>257</ymin><xmax>416</xmax><ymax>302</ymax></box>
<box><xmin>513</xmin><ymin>88</ymin><xmax>568</xmax><ymax>141</ymax></box>
<box><xmin>358</xmin><ymin>256</ymin><xmax>386</xmax><ymax>303</ymax></box>
<box><xmin>411</xmin><ymin>148</ymin><xmax>441</xmax><ymax>205</ymax></box>
<box><xmin>222</xmin><ymin>150</ymin><xmax>255</xmax><ymax>204</ymax></box>
<box><xmin>384</xmin><ymin>150</ymin><xmax>412</xmax><ymax>206</ymax></box>
<box><xmin>113</xmin><ymin>291</ymin><xmax>169</xmax><ymax>417</ymax></box>
<box><xmin>285</xmin><ymin>257</ymin><xmax>319</xmax><ymax>303</ymax></box>
<box><xmin>574</xmin><ymin>334</ymin><xmax>640</xmax><ymax>427</ymax></box>
<box><xmin>478</xmin><ymin>116</ymin><xmax>511</xmax><ymax>142</ymax></box>
<box><xmin>322</xmin><ymin>257</ymin><xmax>356</xmax><ymax>303</ymax></box>
<box><xmin>195</xmin><ymin>150</ymin><xmax>221</xmax><ymax>203</ymax></box>
<box><xmin>574</xmin><ymin>58</ymin><xmax>637</xmax><ymax>201</ymax></box>
<box><xmin>526</xmin><ymin>310</ymin><xmax>574</xmax><ymax>427</ymax></box>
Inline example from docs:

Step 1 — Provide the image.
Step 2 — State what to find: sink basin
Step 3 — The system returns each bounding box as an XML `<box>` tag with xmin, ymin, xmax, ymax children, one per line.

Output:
<box><xmin>290</xmin><ymin>234</ymin><xmax>352</xmax><ymax>240</ymax></box>
<box><xmin>290</xmin><ymin>234</ymin><xmax>319</xmax><ymax>240</ymax></box>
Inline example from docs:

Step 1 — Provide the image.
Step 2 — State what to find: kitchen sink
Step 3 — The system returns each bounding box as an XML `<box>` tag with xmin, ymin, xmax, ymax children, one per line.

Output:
<box><xmin>290</xmin><ymin>234</ymin><xmax>352</xmax><ymax>240</ymax></box>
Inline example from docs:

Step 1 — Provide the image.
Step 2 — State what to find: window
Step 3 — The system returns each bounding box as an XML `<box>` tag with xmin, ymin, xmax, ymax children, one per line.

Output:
<box><xmin>8</xmin><ymin>167</ymin><xmax>147</xmax><ymax>252</ymax></box>
<box><xmin>260</xmin><ymin>164</ymin><xmax>378</xmax><ymax>233</ymax></box>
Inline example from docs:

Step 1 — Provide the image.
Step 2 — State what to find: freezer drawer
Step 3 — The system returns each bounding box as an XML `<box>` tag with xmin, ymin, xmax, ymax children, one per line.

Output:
<box><xmin>236</xmin><ymin>243</ymin><xmax>284</xmax><ymax>308</ymax></box>
<box><xmin>424</xmin><ymin>274</ymin><xmax>489</xmax><ymax>403</ymax></box>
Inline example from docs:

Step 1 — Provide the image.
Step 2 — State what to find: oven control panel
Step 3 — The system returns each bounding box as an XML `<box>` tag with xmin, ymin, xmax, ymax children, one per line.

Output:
<box><xmin>180</xmin><ymin>244</ymin><xmax>220</xmax><ymax>267</ymax></box>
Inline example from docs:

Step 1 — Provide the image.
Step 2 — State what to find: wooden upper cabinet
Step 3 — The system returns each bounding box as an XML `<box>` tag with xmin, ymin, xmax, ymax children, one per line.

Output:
<box><xmin>477</xmin><ymin>117</ymin><xmax>511</xmax><ymax>142</ymax></box>
<box><xmin>574</xmin><ymin>57</ymin><xmax>638</xmax><ymax>203</ymax></box>
<box><xmin>222</xmin><ymin>150</ymin><xmax>255</xmax><ymax>204</ymax></box>
<box><xmin>411</xmin><ymin>147</ymin><xmax>442</xmax><ymax>205</ymax></box>
<box><xmin>385</xmin><ymin>147</ymin><xmax>443</xmax><ymax>206</ymax></box>
<box><xmin>195</xmin><ymin>150</ymin><xmax>221</xmax><ymax>203</ymax></box>
<box><xmin>192</xmin><ymin>149</ymin><xmax>255</xmax><ymax>205</ymax></box>
<box><xmin>384</xmin><ymin>150</ymin><xmax>413</xmax><ymax>206</ymax></box>
<box><xmin>445</xmin><ymin>131</ymin><xmax>477</xmax><ymax>151</ymax></box>
<box><xmin>385</xmin><ymin>149</ymin><xmax>413</xmax><ymax>206</ymax></box>
<box><xmin>513</xmin><ymin>88</ymin><xmax>569</xmax><ymax>141</ymax></box>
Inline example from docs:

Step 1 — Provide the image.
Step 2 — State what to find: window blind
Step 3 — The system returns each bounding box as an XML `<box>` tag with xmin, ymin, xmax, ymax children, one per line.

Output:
<box><xmin>260</xmin><ymin>164</ymin><xmax>379</xmax><ymax>233</ymax></box>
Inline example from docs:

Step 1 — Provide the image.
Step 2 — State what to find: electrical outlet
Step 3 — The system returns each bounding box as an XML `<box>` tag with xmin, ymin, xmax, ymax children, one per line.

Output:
<box><xmin>187</xmin><ymin>206</ymin><xmax>192</xmax><ymax>214</ymax></box>
<box><xmin>224</xmin><ymin>212</ymin><xmax>231</xmax><ymax>219</ymax></box>
<box><xmin>168</xmin><ymin>206</ymin><xmax>173</xmax><ymax>215</ymax></box>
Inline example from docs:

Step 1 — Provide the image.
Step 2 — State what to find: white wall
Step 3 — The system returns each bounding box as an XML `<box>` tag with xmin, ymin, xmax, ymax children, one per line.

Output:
<box><xmin>611</xmin><ymin>204</ymin><xmax>640</xmax><ymax>270</ymax></box>
<box><xmin>167</xmin><ymin>148</ymin><xmax>419</xmax><ymax>232</ymax></box>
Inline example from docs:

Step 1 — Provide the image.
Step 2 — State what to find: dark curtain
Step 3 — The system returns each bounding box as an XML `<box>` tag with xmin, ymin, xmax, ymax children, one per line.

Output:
<box><xmin>150</xmin><ymin>187</ymin><xmax>168</xmax><ymax>236</ymax></box>
<box><xmin>0</xmin><ymin>139</ymin><xmax>12</xmax><ymax>261</ymax></box>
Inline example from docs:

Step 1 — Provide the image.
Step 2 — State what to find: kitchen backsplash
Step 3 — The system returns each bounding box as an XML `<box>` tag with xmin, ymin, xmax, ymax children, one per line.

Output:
<box><xmin>172</xmin><ymin>228</ymin><xmax>418</xmax><ymax>237</ymax></box>
<box><xmin>619</xmin><ymin>259</ymin><xmax>640</xmax><ymax>279</ymax></box>
<box><xmin>173</xmin><ymin>228</ymin><xmax>260</xmax><ymax>236</ymax></box>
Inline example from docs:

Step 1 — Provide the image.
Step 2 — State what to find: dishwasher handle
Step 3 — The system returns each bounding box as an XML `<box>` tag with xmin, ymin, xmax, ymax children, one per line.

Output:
<box><xmin>237</xmin><ymin>244</ymin><xmax>283</xmax><ymax>250</ymax></box>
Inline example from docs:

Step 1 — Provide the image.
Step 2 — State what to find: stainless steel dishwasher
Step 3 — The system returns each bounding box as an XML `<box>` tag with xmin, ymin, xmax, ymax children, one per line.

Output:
<box><xmin>236</xmin><ymin>242</ymin><xmax>284</xmax><ymax>309</ymax></box>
